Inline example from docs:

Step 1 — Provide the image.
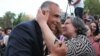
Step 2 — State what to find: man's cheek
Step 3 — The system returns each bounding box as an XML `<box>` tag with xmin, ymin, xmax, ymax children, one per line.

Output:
<box><xmin>50</xmin><ymin>24</ymin><xmax>56</xmax><ymax>31</ymax></box>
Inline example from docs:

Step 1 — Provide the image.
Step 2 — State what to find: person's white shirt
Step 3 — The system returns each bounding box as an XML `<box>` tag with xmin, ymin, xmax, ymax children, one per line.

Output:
<box><xmin>3</xmin><ymin>35</ymin><xmax>9</xmax><ymax>46</ymax></box>
<box><xmin>72</xmin><ymin>0</ymin><xmax>85</xmax><ymax>8</ymax></box>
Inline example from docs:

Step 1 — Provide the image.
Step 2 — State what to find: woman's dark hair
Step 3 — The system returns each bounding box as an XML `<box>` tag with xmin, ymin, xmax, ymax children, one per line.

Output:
<box><xmin>4</xmin><ymin>28</ymin><xmax>12</xmax><ymax>35</ymax></box>
<box><xmin>90</xmin><ymin>22</ymin><xmax>99</xmax><ymax>36</ymax></box>
<box><xmin>94</xmin><ymin>15</ymin><xmax>99</xmax><ymax>20</ymax></box>
<box><xmin>70</xmin><ymin>17</ymin><xmax>87</xmax><ymax>35</ymax></box>
<box><xmin>61</xmin><ymin>19</ymin><xmax>66</xmax><ymax>24</ymax></box>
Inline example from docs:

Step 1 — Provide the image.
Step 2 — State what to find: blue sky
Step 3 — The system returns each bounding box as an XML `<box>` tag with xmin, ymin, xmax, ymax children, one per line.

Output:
<box><xmin>0</xmin><ymin>0</ymin><xmax>74</xmax><ymax>17</ymax></box>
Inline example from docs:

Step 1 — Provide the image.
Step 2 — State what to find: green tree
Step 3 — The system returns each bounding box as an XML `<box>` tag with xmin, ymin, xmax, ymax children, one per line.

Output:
<box><xmin>0</xmin><ymin>11</ymin><xmax>31</xmax><ymax>28</ymax></box>
<box><xmin>0</xmin><ymin>17</ymin><xmax>4</xmax><ymax>28</ymax></box>
<box><xmin>13</xmin><ymin>13</ymin><xmax>30</xmax><ymax>26</ymax></box>
<box><xmin>85</xmin><ymin>0</ymin><xmax>100</xmax><ymax>15</ymax></box>
<box><xmin>3</xmin><ymin>11</ymin><xmax>15</xmax><ymax>28</ymax></box>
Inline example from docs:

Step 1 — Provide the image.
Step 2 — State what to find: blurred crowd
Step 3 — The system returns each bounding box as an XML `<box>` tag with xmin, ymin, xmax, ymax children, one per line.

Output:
<box><xmin>0</xmin><ymin>28</ymin><xmax>12</xmax><ymax>56</ymax></box>
<box><xmin>83</xmin><ymin>12</ymin><xmax>100</xmax><ymax>56</ymax></box>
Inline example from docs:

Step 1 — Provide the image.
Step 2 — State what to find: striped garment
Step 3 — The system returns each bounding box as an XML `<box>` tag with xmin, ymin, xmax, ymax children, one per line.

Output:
<box><xmin>43</xmin><ymin>41</ymin><xmax>49</xmax><ymax>56</ymax></box>
<box><xmin>43</xmin><ymin>35</ymin><xmax>96</xmax><ymax>56</ymax></box>
<box><xmin>64</xmin><ymin>35</ymin><xmax>96</xmax><ymax>56</ymax></box>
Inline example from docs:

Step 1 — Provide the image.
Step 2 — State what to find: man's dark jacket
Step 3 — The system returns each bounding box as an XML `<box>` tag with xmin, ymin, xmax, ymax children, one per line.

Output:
<box><xmin>4</xmin><ymin>20</ymin><xmax>44</xmax><ymax>56</ymax></box>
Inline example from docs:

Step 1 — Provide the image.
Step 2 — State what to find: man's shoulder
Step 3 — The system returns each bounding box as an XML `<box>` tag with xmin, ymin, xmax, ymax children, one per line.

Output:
<box><xmin>14</xmin><ymin>20</ymin><xmax>40</xmax><ymax>30</ymax></box>
<box><xmin>17</xmin><ymin>20</ymin><xmax>37</xmax><ymax>27</ymax></box>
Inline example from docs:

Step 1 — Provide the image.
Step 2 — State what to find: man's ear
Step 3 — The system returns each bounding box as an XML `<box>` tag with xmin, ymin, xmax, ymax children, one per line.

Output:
<box><xmin>41</xmin><ymin>8</ymin><xmax>49</xmax><ymax>15</ymax></box>
<box><xmin>42</xmin><ymin>10</ymin><xmax>46</xmax><ymax>15</ymax></box>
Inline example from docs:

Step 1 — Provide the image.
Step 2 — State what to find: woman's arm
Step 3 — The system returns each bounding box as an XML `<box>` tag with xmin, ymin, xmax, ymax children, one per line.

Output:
<box><xmin>40</xmin><ymin>23</ymin><xmax>57</xmax><ymax>50</ymax></box>
<box><xmin>36</xmin><ymin>9</ymin><xmax>67</xmax><ymax>56</ymax></box>
<box><xmin>36</xmin><ymin>8</ymin><xmax>56</xmax><ymax>51</ymax></box>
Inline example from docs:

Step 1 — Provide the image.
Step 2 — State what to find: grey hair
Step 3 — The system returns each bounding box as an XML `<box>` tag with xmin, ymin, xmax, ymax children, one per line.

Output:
<box><xmin>40</xmin><ymin>1</ymin><xmax>58</xmax><ymax>9</ymax></box>
<box><xmin>70</xmin><ymin>17</ymin><xmax>87</xmax><ymax>35</ymax></box>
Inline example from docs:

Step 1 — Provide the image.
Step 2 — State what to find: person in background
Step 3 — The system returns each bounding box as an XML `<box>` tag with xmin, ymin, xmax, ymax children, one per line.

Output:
<box><xmin>90</xmin><ymin>22</ymin><xmax>99</xmax><ymax>40</ymax></box>
<box><xmin>0</xmin><ymin>29</ymin><xmax>3</xmax><ymax>45</ymax></box>
<box><xmin>0</xmin><ymin>29</ymin><xmax>5</xmax><ymax>56</ymax></box>
<box><xmin>0</xmin><ymin>29</ymin><xmax>5</xmax><ymax>47</ymax></box>
<box><xmin>3</xmin><ymin>28</ymin><xmax>12</xmax><ymax>46</ymax></box>
<box><xmin>94</xmin><ymin>15</ymin><xmax>99</xmax><ymax>24</ymax></box>
<box><xmin>62</xmin><ymin>16</ymin><xmax>95</xmax><ymax>56</ymax></box>
<box><xmin>82</xmin><ymin>11</ymin><xmax>93</xmax><ymax>25</ymax></box>
<box><xmin>72</xmin><ymin>0</ymin><xmax>85</xmax><ymax>19</ymax></box>
<box><xmin>98</xmin><ymin>17</ymin><xmax>100</xmax><ymax>43</ymax></box>
<box><xmin>88</xmin><ymin>22</ymin><xmax>100</xmax><ymax>56</ymax></box>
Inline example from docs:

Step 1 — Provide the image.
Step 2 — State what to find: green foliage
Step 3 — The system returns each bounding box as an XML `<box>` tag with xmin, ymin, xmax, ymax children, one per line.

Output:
<box><xmin>13</xmin><ymin>13</ymin><xmax>30</xmax><ymax>26</ymax></box>
<box><xmin>0</xmin><ymin>11</ymin><xmax>30</xmax><ymax>28</ymax></box>
<box><xmin>3</xmin><ymin>11</ymin><xmax>15</xmax><ymax>28</ymax></box>
<box><xmin>85</xmin><ymin>0</ymin><xmax>100</xmax><ymax>15</ymax></box>
<box><xmin>0</xmin><ymin>17</ymin><xmax>4</xmax><ymax>28</ymax></box>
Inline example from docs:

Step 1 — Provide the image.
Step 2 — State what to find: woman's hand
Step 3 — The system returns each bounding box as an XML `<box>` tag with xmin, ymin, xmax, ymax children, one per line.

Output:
<box><xmin>50</xmin><ymin>41</ymin><xmax>68</xmax><ymax>56</ymax></box>
<box><xmin>94</xmin><ymin>34</ymin><xmax>100</xmax><ymax>42</ymax></box>
<box><xmin>36</xmin><ymin>8</ymin><xmax>49</xmax><ymax>25</ymax></box>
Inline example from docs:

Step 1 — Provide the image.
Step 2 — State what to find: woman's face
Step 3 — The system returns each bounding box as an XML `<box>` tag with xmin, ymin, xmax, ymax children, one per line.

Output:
<box><xmin>90</xmin><ymin>22</ymin><xmax>96</xmax><ymax>33</ymax></box>
<box><xmin>62</xmin><ymin>19</ymin><xmax>76</xmax><ymax>37</ymax></box>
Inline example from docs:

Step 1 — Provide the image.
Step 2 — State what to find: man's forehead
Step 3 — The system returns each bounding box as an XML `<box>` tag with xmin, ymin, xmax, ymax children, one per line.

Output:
<box><xmin>49</xmin><ymin>5</ymin><xmax>61</xmax><ymax>16</ymax></box>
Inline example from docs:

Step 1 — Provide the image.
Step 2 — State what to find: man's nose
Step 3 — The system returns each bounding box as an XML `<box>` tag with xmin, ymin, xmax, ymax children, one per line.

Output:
<box><xmin>56</xmin><ymin>19</ymin><xmax>61</xmax><ymax>24</ymax></box>
<box><xmin>61</xmin><ymin>24</ymin><xmax>65</xmax><ymax>29</ymax></box>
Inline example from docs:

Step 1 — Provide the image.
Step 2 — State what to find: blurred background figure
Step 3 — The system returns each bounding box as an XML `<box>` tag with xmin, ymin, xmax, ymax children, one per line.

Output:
<box><xmin>3</xmin><ymin>28</ymin><xmax>12</xmax><ymax>46</ymax></box>
<box><xmin>0</xmin><ymin>28</ymin><xmax>3</xmax><ymax>47</ymax></box>
<box><xmin>86</xmin><ymin>22</ymin><xmax>100</xmax><ymax>56</ymax></box>
<box><xmin>0</xmin><ymin>29</ymin><xmax>3</xmax><ymax>43</ymax></box>
<box><xmin>0</xmin><ymin>27</ymin><xmax>12</xmax><ymax>56</ymax></box>
<box><xmin>82</xmin><ymin>11</ymin><xmax>93</xmax><ymax>25</ymax></box>
<box><xmin>71</xmin><ymin>0</ymin><xmax>85</xmax><ymax>19</ymax></box>
<box><xmin>94</xmin><ymin>15</ymin><xmax>99</xmax><ymax>24</ymax></box>
<box><xmin>0</xmin><ymin>28</ymin><xmax>5</xmax><ymax>56</ymax></box>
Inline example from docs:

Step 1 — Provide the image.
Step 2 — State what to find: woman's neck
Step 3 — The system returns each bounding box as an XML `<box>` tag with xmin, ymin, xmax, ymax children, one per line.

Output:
<box><xmin>67</xmin><ymin>33</ymin><xmax>77</xmax><ymax>39</ymax></box>
<box><xmin>71</xmin><ymin>33</ymin><xmax>77</xmax><ymax>38</ymax></box>
<box><xmin>90</xmin><ymin>32</ymin><xmax>96</xmax><ymax>37</ymax></box>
